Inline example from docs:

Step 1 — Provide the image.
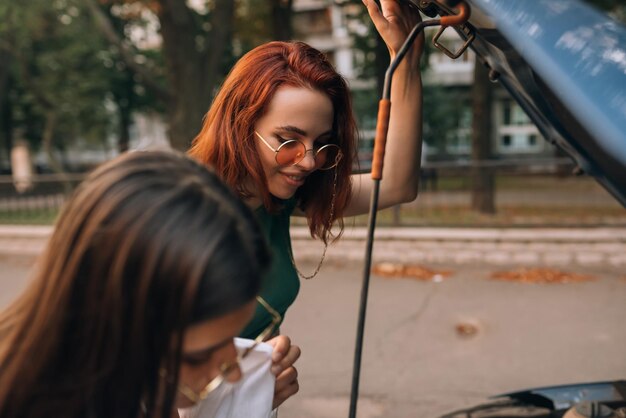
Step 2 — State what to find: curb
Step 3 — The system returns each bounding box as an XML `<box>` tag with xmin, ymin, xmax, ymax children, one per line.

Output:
<box><xmin>2</xmin><ymin>225</ymin><xmax>625</xmax><ymax>242</ymax></box>
<box><xmin>0</xmin><ymin>225</ymin><xmax>52</xmax><ymax>257</ymax></box>
<box><xmin>1</xmin><ymin>225</ymin><xmax>625</xmax><ymax>266</ymax></box>
<box><xmin>290</xmin><ymin>226</ymin><xmax>626</xmax><ymax>242</ymax></box>
<box><xmin>0</xmin><ymin>225</ymin><xmax>53</xmax><ymax>237</ymax></box>
<box><xmin>290</xmin><ymin>226</ymin><xmax>626</xmax><ymax>267</ymax></box>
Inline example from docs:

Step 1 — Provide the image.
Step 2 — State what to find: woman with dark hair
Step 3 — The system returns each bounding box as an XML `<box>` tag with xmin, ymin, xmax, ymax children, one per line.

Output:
<box><xmin>0</xmin><ymin>151</ymin><xmax>295</xmax><ymax>418</ymax></box>
<box><xmin>189</xmin><ymin>0</ymin><xmax>423</xmax><ymax>339</ymax></box>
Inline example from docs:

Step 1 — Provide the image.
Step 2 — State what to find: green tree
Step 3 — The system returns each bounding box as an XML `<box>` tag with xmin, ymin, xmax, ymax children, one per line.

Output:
<box><xmin>345</xmin><ymin>1</ymin><xmax>460</xmax><ymax>165</ymax></box>
<box><xmin>0</xmin><ymin>48</ymin><xmax>12</xmax><ymax>166</ymax></box>
<box><xmin>86</xmin><ymin>0</ymin><xmax>293</xmax><ymax>151</ymax></box>
<box><xmin>100</xmin><ymin>7</ymin><xmax>165</xmax><ymax>152</ymax></box>
<box><xmin>422</xmin><ymin>84</ymin><xmax>467</xmax><ymax>157</ymax></box>
<box><xmin>0</xmin><ymin>0</ymin><xmax>116</xmax><ymax>175</ymax></box>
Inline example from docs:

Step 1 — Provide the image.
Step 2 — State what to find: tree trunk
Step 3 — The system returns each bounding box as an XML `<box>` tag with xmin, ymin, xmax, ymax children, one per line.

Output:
<box><xmin>11</xmin><ymin>44</ymin><xmax>72</xmax><ymax>189</ymax></box>
<box><xmin>158</xmin><ymin>0</ymin><xmax>235</xmax><ymax>151</ymax></box>
<box><xmin>115</xmin><ymin>71</ymin><xmax>134</xmax><ymax>153</ymax></box>
<box><xmin>42</xmin><ymin>110</ymin><xmax>72</xmax><ymax>193</ymax></box>
<box><xmin>271</xmin><ymin>0</ymin><xmax>294</xmax><ymax>41</ymax></box>
<box><xmin>0</xmin><ymin>51</ymin><xmax>13</xmax><ymax>164</ymax></box>
<box><xmin>118</xmin><ymin>107</ymin><xmax>131</xmax><ymax>153</ymax></box>
<box><xmin>87</xmin><ymin>0</ymin><xmax>234</xmax><ymax>151</ymax></box>
<box><xmin>470</xmin><ymin>60</ymin><xmax>495</xmax><ymax>214</ymax></box>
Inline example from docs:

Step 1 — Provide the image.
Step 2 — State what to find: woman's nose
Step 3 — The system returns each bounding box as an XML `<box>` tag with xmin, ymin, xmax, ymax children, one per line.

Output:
<box><xmin>222</xmin><ymin>342</ymin><xmax>243</xmax><ymax>383</ymax></box>
<box><xmin>296</xmin><ymin>149</ymin><xmax>317</xmax><ymax>171</ymax></box>
<box><xmin>224</xmin><ymin>362</ymin><xmax>243</xmax><ymax>383</ymax></box>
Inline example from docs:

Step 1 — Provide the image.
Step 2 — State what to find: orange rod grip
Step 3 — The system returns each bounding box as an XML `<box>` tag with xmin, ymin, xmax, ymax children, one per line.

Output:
<box><xmin>371</xmin><ymin>99</ymin><xmax>391</xmax><ymax>180</ymax></box>
<box><xmin>440</xmin><ymin>2</ymin><xmax>470</xmax><ymax>26</ymax></box>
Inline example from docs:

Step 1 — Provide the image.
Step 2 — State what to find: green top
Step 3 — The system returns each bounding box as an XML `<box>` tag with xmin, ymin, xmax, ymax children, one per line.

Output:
<box><xmin>239</xmin><ymin>198</ymin><xmax>300</xmax><ymax>339</ymax></box>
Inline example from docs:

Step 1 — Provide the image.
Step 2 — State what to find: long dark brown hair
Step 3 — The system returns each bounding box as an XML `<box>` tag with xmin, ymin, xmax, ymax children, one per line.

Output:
<box><xmin>189</xmin><ymin>41</ymin><xmax>358</xmax><ymax>243</ymax></box>
<box><xmin>0</xmin><ymin>151</ymin><xmax>269</xmax><ymax>418</ymax></box>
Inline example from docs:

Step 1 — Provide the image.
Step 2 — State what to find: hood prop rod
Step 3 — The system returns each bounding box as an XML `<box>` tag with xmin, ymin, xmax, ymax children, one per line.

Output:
<box><xmin>348</xmin><ymin>4</ymin><xmax>470</xmax><ymax>418</ymax></box>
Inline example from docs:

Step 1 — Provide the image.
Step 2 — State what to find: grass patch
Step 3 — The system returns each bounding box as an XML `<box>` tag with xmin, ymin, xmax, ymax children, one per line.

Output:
<box><xmin>1</xmin><ymin>175</ymin><xmax>624</xmax><ymax>227</ymax></box>
<box><xmin>349</xmin><ymin>205</ymin><xmax>626</xmax><ymax>227</ymax></box>
<box><xmin>0</xmin><ymin>209</ymin><xmax>59</xmax><ymax>225</ymax></box>
<box><xmin>426</xmin><ymin>174</ymin><xmax>606</xmax><ymax>192</ymax></box>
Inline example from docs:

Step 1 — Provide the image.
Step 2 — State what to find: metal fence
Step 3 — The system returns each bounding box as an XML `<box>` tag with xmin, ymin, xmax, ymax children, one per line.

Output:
<box><xmin>0</xmin><ymin>174</ymin><xmax>85</xmax><ymax>224</ymax></box>
<box><xmin>1</xmin><ymin>159</ymin><xmax>624</xmax><ymax>226</ymax></box>
<box><xmin>389</xmin><ymin>159</ymin><xmax>626</xmax><ymax>226</ymax></box>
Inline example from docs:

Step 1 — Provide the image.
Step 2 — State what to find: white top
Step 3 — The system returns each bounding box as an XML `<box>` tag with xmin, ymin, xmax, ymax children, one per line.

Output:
<box><xmin>178</xmin><ymin>338</ymin><xmax>275</xmax><ymax>418</ymax></box>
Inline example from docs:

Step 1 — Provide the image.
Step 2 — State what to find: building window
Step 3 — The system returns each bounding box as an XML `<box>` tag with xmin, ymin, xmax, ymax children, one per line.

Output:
<box><xmin>502</xmin><ymin>102</ymin><xmax>511</xmax><ymax>125</ymax></box>
<box><xmin>497</xmin><ymin>100</ymin><xmax>543</xmax><ymax>154</ymax></box>
<box><xmin>501</xmin><ymin>100</ymin><xmax>532</xmax><ymax>126</ymax></box>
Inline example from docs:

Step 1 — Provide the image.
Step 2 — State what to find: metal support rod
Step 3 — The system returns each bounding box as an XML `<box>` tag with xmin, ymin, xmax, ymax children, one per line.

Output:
<box><xmin>348</xmin><ymin>179</ymin><xmax>380</xmax><ymax>418</ymax></box>
<box><xmin>348</xmin><ymin>3</ymin><xmax>470</xmax><ymax>417</ymax></box>
<box><xmin>348</xmin><ymin>19</ymin><xmax>436</xmax><ymax>418</ymax></box>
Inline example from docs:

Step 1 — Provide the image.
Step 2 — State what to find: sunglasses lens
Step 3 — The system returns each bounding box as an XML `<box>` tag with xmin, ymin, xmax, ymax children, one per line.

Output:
<box><xmin>315</xmin><ymin>145</ymin><xmax>341</xmax><ymax>170</ymax></box>
<box><xmin>276</xmin><ymin>141</ymin><xmax>306</xmax><ymax>166</ymax></box>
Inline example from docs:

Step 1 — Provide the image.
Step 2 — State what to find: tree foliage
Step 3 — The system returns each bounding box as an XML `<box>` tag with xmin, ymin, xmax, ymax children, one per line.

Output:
<box><xmin>0</xmin><ymin>0</ymin><xmax>294</xmax><ymax>172</ymax></box>
<box><xmin>85</xmin><ymin>0</ymin><xmax>294</xmax><ymax>150</ymax></box>
<box><xmin>0</xmin><ymin>0</ymin><xmax>118</xmax><ymax>171</ymax></box>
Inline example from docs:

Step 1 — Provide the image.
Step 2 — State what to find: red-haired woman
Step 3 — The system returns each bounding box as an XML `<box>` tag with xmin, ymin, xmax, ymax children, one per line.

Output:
<box><xmin>190</xmin><ymin>0</ymin><xmax>423</xmax><ymax>355</ymax></box>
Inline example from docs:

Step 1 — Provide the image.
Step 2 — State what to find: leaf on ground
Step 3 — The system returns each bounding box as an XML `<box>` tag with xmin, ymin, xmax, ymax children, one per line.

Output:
<box><xmin>490</xmin><ymin>268</ymin><xmax>595</xmax><ymax>284</ymax></box>
<box><xmin>372</xmin><ymin>262</ymin><xmax>453</xmax><ymax>281</ymax></box>
<box><xmin>455</xmin><ymin>321</ymin><xmax>480</xmax><ymax>338</ymax></box>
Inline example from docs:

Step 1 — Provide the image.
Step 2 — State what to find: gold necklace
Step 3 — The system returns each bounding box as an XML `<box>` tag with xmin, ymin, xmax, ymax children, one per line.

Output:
<box><xmin>289</xmin><ymin>166</ymin><xmax>338</xmax><ymax>280</ymax></box>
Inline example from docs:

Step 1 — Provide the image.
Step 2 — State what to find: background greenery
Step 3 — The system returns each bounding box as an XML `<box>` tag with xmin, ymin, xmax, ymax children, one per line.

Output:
<box><xmin>0</xmin><ymin>0</ymin><xmax>624</xmax><ymax>225</ymax></box>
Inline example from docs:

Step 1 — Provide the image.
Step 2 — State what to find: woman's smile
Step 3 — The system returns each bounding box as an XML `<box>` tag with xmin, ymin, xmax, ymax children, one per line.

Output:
<box><xmin>280</xmin><ymin>171</ymin><xmax>307</xmax><ymax>187</ymax></box>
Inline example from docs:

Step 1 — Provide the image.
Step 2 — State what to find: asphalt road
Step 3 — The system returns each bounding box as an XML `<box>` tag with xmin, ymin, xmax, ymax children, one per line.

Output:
<box><xmin>2</xmin><ymin>256</ymin><xmax>625</xmax><ymax>417</ymax></box>
<box><xmin>276</xmin><ymin>260</ymin><xmax>626</xmax><ymax>417</ymax></box>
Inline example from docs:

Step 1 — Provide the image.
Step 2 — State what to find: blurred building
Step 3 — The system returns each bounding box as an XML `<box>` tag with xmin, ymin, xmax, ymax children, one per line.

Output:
<box><xmin>424</xmin><ymin>28</ymin><xmax>550</xmax><ymax>160</ymax></box>
<box><xmin>35</xmin><ymin>1</ymin><xmax>554</xmax><ymax>172</ymax></box>
<box><xmin>291</xmin><ymin>0</ymin><xmax>553</xmax><ymax>165</ymax></box>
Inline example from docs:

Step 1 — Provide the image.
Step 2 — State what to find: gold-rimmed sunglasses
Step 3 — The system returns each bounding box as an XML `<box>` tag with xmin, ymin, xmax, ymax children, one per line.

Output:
<box><xmin>255</xmin><ymin>131</ymin><xmax>342</xmax><ymax>170</ymax></box>
<box><xmin>177</xmin><ymin>296</ymin><xmax>281</xmax><ymax>404</ymax></box>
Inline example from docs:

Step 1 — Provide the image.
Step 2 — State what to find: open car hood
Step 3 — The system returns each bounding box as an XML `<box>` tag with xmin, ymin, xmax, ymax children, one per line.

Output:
<box><xmin>411</xmin><ymin>0</ymin><xmax>626</xmax><ymax>206</ymax></box>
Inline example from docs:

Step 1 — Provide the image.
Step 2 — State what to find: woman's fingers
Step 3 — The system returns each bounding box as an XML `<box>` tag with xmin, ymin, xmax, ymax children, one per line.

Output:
<box><xmin>271</xmin><ymin>343</ymin><xmax>301</xmax><ymax>376</ymax></box>
<box><xmin>274</xmin><ymin>366</ymin><xmax>298</xmax><ymax>392</ymax></box>
<box><xmin>363</xmin><ymin>0</ymin><xmax>424</xmax><ymax>57</ymax></box>
<box><xmin>266</xmin><ymin>335</ymin><xmax>301</xmax><ymax>376</ymax></box>
<box><xmin>266</xmin><ymin>335</ymin><xmax>301</xmax><ymax>408</ymax></box>
<box><xmin>267</xmin><ymin>335</ymin><xmax>291</xmax><ymax>363</ymax></box>
<box><xmin>362</xmin><ymin>0</ymin><xmax>389</xmax><ymax>33</ymax></box>
<box><xmin>272</xmin><ymin>367</ymin><xmax>300</xmax><ymax>409</ymax></box>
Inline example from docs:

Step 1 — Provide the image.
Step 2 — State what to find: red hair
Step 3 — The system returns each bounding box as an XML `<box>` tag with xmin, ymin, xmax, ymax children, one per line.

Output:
<box><xmin>189</xmin><ymin>41</ymin><xmax>357</xmax><ymax>243</ymax></box>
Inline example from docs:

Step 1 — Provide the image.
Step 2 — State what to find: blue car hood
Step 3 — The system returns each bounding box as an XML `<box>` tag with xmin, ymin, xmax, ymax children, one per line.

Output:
<box><xmin>416</xmin><ymin>0</ymin><xmax>626</xmax><ymax>206</ymax></box>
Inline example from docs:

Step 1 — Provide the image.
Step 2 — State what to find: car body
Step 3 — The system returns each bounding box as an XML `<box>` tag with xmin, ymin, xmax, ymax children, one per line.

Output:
<box><xmin>404</xmin><ymin>0</ymin><xmax>626</xmax><ymax>416</ymax></box>
<box><xmin>412</xmin><ymin>0</ymin><xmax>626</xmax><ymax>207</ymax></box>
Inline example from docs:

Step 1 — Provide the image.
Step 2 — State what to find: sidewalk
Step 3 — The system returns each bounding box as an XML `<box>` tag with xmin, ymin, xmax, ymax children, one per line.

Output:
<box><xmin>3</xmin><ymin>224</ymin><xmax>625</xmax><ymax>266</ymax></box>
<box><xmin>293</xmin><ymin>225</ymin><xmax>626</xmax><ymax>267</ymax></box>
